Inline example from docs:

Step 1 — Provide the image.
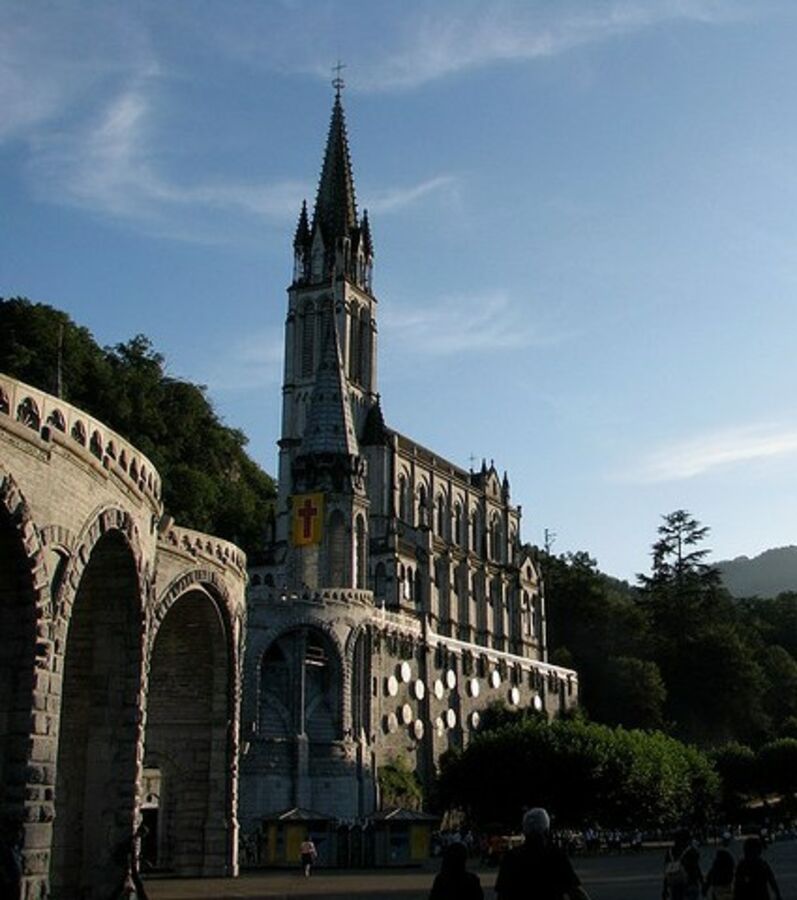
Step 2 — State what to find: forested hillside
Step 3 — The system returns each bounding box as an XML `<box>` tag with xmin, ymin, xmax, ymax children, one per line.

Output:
<box><xmin>0</xmin><ymin>297</ymin><xmax>276</xmax><ymax>558</ymax></box>
<box><xmin>544</xmin><ymin>511</ymin><xmax>797</xmax><ymax>749</ymax></box>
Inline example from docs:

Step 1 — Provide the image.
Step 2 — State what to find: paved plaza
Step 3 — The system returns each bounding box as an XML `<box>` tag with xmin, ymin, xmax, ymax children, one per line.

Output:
<box><xmin>146</xmin><ymin>838</ymin><xmax>797</xmax><ymax>900</ymax></box>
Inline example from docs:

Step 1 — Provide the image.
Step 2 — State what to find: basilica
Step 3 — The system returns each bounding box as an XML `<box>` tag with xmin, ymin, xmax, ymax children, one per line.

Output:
<box><xmin>240</xmin><ymin>87</ymin><xmax>578</xmax><ymax>832</ymax></box>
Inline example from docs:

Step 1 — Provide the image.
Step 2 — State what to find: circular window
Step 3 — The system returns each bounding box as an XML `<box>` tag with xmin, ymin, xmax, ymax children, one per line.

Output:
<box><xmin>386</xmin><ymin>675</ymin><xmax>399</xmax><ymax>697</ymax></box>
<box><xmin>401</xmin><ymin>703</ymin><xmax>413</xmax><ymax>725</ymax></box>
<box><xmin>400</xmin><ymin>661</ymin><xmax>412</xmax><ymax>683</ymax></box>
<box><xmin>446</xmin><ymin>669</ymin><xmax>457</xmax><ymax>690</ymax></box>
<box><xmin>413</xmin><ymin>679</ymin><xmax>426</xmax><ymax>700</ymax></box>
<box><xmin>433</xmin><ymin>679</ymin><xmax>445</xmax><ymax>700</ymax></box>
<box><xmin>468</xmin><ymin>678</ymin><xmax>480</xmax><ymax>698</ymax></box>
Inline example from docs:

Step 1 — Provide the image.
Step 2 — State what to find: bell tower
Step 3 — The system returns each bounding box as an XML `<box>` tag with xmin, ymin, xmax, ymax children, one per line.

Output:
<box><xmin>276</xmin><ymin>81</ymin><xmax>374</xmax><ymax>592</ymax></box>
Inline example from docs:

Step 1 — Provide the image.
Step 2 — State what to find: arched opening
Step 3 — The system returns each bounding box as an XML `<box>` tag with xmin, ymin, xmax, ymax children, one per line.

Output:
<box><xmin>354</xmin><ymin>515</ymin><xmax>367</xmax><ymax>590</ymax></box>
<box><xmin>398</xmin><ymin>475</ymin><xmax>410</xmax><ymax>522</ymax></box>
<box><xmin>51</xmin><ymin>531</ymin><xmax>142</xmax><ymax>899</ymax></box>
<box><xmin>436</xmin><ymin>495</ymin><xmax>446</xmax><ymax>538</ymax></box>
<box><xmin>144</xmin><ymin>588</ymin><xmax>231</xmax><ymax>876</ymax></box>
<box><xmin>358</xmin><ymin>308</ymin><xmax>370</xmax><ymax>389</ymax></box>
<box><xmin>259</xmin><ymin>628</ymin><xmax>342</xmax><ymax>742</ymax></box>
<box><xmin>349</xmin><ymin>304</ymin><xmax>361</xmax><ymax>383</ymax></box>
<box><xmin>301</xmin><ymin>301</ymin><xmax>316</xmax><ymax>378</ymax></box>
<box><xmin>350</xmin><ymin>630</ymin><xmax>370</xmax><ymax>739</ymax></box>
<box><xmin>0</xmin><ymin>512</ymin><xmax>38</xmax><ymax>840</ymax></box>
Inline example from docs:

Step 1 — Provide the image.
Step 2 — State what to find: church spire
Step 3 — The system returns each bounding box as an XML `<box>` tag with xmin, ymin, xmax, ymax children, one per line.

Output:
<box><xmin>311</xmin><ymin>89</ymin><xmax>358</xmax><ymax>248</ymax></box>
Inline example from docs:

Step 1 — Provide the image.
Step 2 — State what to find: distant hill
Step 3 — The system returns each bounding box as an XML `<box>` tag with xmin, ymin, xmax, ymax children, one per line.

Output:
<box><xmin>717</xmin><ymin>546</ymin><xmax>797</xmax><ymax>598</ymax></box>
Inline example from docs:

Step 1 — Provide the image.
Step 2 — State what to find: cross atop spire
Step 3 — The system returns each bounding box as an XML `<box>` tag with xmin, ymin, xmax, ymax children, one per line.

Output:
<box><xmin>332</xmin><ymin>60</ymin><xmax>346</xmax><ymax>97</ymax></box>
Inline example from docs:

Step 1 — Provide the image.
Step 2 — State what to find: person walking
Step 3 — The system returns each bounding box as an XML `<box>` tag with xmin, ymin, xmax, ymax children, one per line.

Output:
<box><xmin>704</xmin><ymin>833</ymin><xmax>735</xmax><ymax>900</ymax></box>
<box><xmin>733</xmin><ymin>837</ymin><xmax>781</xmax><ymax>900</ymax></box>
<box><xmin>495</xmin><ymin>808</ymin><xmax>590</xmax><ymax>900</ymax></box>
<box><xmin>428</xmin><ymin>841</ymin><xmax>483</xmax><ymax>900</ymax></box>
<box><xmin>662</xmin><ymin>829</ymin><xmax>702</xmax><ymax>900</ymax></box>
<box><xmin>300</xmin><ymin>835</ymin><xmax>317</xmax><ymax>878</ymax></box>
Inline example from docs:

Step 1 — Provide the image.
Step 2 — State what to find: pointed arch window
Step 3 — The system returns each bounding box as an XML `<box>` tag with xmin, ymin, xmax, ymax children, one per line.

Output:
<box><xmin>358</xmin><ymin>307</ymin><xmax>369</xmax><ymax>388</ymax></box>
<box><xmin>418</xmin><ymin>485</ymin><xmax>429</xmax><ymax>529</ymax></box>
<box><xmin>436</xmin><ymin>494</ymin><xmax>446</xmax><ymax>538</ymax></box>
<box><xmin>301</xmin><ymin>301</ymin><xmax>316</xmax><ymax>378</ymax></box>
<box><xmin>349</xmin><ymin>303</ymin><xmax>361</xmax><ymax>383</ymax></box>
<box><xmin>354</xmin><ymin>514</ymin><xmax>367</xmax><ymax>590</ymax></box>
<box><xmin>454</xmin><ymin>502</ymin><xmax>463</xmax><ymax>546</ymax></box>
<box><xmin>398</xmin><ymin>475</ymin><xmax>410</xmax><ymax>522</ymax></box>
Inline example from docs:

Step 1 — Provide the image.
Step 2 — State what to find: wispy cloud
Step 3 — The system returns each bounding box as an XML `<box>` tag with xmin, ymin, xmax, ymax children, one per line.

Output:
<box><xmin>26</xmin><ymin>85</ymin><xmax>311</xmax><ymax>240</ymax></box>
<box><xmin>382</xmin><ymin>291</ymin><xmax>566</xmax><ymax>355</ymax></box>
<box><xmin>622</xmin><ymin>423</ymin><xmax>797</xmax><ymax>483</ymax></box>
<box><xmin>288</xmin><ymin>0</ymin><xmax>751</xmax><ymax>91</ymax></box>
<box><xmin>366</xmin><ymin>175</ymin><xmax>459</xmax><ymax>214</ymax></box>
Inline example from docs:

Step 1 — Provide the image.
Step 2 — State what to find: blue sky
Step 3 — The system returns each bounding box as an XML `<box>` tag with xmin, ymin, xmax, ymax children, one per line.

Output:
<box><xmin>3</xmin><ymin>0</ymin><xmax>797</xmax><ymax>581</ymax></box>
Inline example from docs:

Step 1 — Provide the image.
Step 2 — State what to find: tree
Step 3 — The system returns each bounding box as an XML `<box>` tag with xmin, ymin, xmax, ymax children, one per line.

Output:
<box><xmin>378</xmin><ymin>755</ymin><xmax>423</xmax><ymax>810</ymax></box>
<box><xmin>543</xmin><ymin>550</ymin><xmax>657</xmax><ymax>728</ymax></box>
<box><xmin>638</xmin><ymin>511</ymin><xmax>767</xmax><ymax>745</ymax></box>
<box><xmin>0</xmin><ymin>297</ymin><xmax>276</xmax><ymax>557</ymax></box>
<box><xmin>436</xmin><ymin>717</ymin><xmax>718</xmax><ymax>831</ymax></box>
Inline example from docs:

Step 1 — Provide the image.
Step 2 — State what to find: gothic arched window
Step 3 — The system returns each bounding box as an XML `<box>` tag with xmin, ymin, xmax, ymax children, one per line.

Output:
<box><xmin>358</xmin><ymin>307</ymin><xmax>369</xmax><ymax>388</ymax></box>
<box><xmin>301</xmin><ymin>301</ymin><xmax>315</xmax><ymax>377</ymax></box>
<box><xmin>436</xmin><ymin>494</ymin><xmax>446</xmax><ymax>538</ymax></box>
<box><xmin>354</xmin><ymin>514</ymin><xmax>367</xmax><ymax>590</ymax></box>
<box><xmin>418</xmin><ymin>485</ymin><xmax>429</xmax><ymax>529</ymax></box>
<box><xmin>398</xmin><ymin>474</ymin><xmax>410</xmax><ymax>522</ymax></box>
<box><xmin>349</xmin><ymin>303</ymin><xmax>361</xmax><ymax>383</ymax></box>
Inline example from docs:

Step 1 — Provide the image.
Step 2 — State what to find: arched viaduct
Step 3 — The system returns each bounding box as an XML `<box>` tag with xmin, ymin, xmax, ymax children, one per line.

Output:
<box><xmin>0</xmin><ymin>374</ymin><xmax>247</xmax><ymax>899</ymax></box>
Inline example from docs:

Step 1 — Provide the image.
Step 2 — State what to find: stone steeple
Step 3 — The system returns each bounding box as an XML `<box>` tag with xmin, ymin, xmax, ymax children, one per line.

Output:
<box><xmin>292</xmin><ymin>87</ymin><xmax>373</xmax><ymax>291</ymax></box>
<box><xmin>312</xmin><ymin>90</ymin><xmax>358</xmax><ymax>249</ymax></box>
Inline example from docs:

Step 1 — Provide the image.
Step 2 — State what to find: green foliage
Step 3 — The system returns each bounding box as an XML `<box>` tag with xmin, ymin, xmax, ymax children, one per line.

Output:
<box><xmin>437</xmin><ymin>717</ymin><xmax>717</xmax><ymax>831</ymax></box>
<box><xmin>0</xmin><ymin>297</ymin><xmax>276</xmax><ymax>557</ymax></box>
<box><xmin>378</xmin><ymin>755</ymin><xmax>423</xmax><ymax>810</ymax></box>
<box><xmin>544</xmin><ymin>550</ymin><xmax>662</xmax><ymax>730</ymax></box>
<box><xmin>637</xmin><ymin>511</ymin><xmax>770</xmax><ymax>746</ymax></box>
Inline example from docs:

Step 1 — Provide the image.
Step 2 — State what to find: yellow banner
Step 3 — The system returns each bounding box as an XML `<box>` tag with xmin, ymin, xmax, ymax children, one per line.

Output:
<box><xmin>292</xmin><ymin>493</ymin><xmax>324</xmax><ymax>546</ymax></box>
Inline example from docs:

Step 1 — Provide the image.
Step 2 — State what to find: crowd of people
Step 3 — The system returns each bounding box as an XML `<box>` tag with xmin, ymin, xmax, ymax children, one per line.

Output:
<box><xmin>428</xmin><ymin>814</ymin><xmax>787</xmax><ymax>900</ymax></box>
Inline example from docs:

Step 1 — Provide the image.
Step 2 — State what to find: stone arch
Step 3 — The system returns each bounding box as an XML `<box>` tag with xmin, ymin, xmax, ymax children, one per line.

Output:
<box><xmin>54</xmin><ymin>504</ymin><xmax>145</xmax><ymax>622</ymax></box>
<box><xmin>346</xmin><ymin>624</ymin><xmax>371</xmax><ymax>740</ymax></box>
<box><xmin>0</xmin><ymin>473</ymin><xmax>50</xmax><ymax>899</ymax></box>
<box><xmin>51</xmin><ymin>525</ymin><xmax>145</xmax><ymax>900</ymax></box>
<box><xmin>258</xmin><ymin>624</ymin><xmax>344</xmax><ymax>743</ymax></box>
<box><xmin>144</xmin><ymin>574</ymin><xmax>236</xmax><ymax>877</ymax></box>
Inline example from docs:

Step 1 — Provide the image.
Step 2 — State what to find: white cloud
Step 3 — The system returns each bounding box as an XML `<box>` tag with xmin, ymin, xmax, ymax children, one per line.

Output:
<box><xmin>369</xmin><ymin>0</ymin><xmax>752</xmax><ymax>91</ymax></box>
<box><xmin>623</xmin><ymin>423</ymin><xmax>797</xmax><ymax>483</ymax></box>
<box><xmin>381</xmin><ymin>290</ymin><xmax>564</xmax><ymax>355</ymax></box>
<box><xmin>26</xmin><ymin>85</ymin><xmax>311</xmax><ymax>240</ymax></box>
<box><xmin>366</xmin><ymin>176</ymin><xmax>459</xmax><ymax>214</ymax></box>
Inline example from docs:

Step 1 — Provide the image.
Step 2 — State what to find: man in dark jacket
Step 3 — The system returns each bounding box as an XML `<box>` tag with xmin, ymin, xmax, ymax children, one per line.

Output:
<box><xmin>495</xmin><ymin>808</ymin><xmax>590</xmax><ymax>900</ymax></box>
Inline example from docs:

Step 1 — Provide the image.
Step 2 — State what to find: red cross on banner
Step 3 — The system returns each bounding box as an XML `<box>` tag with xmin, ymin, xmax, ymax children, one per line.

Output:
<box><xmin>291</xmin><ymin>493</ymin><xmax>324</xmax><ymax>546</ymax></box>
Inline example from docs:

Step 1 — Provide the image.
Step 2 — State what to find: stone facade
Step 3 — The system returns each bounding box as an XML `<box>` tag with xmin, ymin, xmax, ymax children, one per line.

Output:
<box><xmin>241</xmin><ymin>89</ymin><xmax>578</xmax><ymax>831</ymax></box>
<box><xmin>0</xmin><ymin>374</ymin><xmax>247</xmax><ymax>899</ymax></box>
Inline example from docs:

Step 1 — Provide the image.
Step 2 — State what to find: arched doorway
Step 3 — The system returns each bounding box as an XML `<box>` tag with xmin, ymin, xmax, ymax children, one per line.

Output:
<box><xmin>51</xmin><ymin>530</ymin><xmax>143</xmax><ymax>899</ymax></box>
<box><xmin>144</xmin><ymin>588</ymin><xmax>231</xmax><ymax>876</ymax></box>
<box><xmin>0</xmin><ymin>510</ymin><xmax>38</xmax><ymax>835</ymax></box>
